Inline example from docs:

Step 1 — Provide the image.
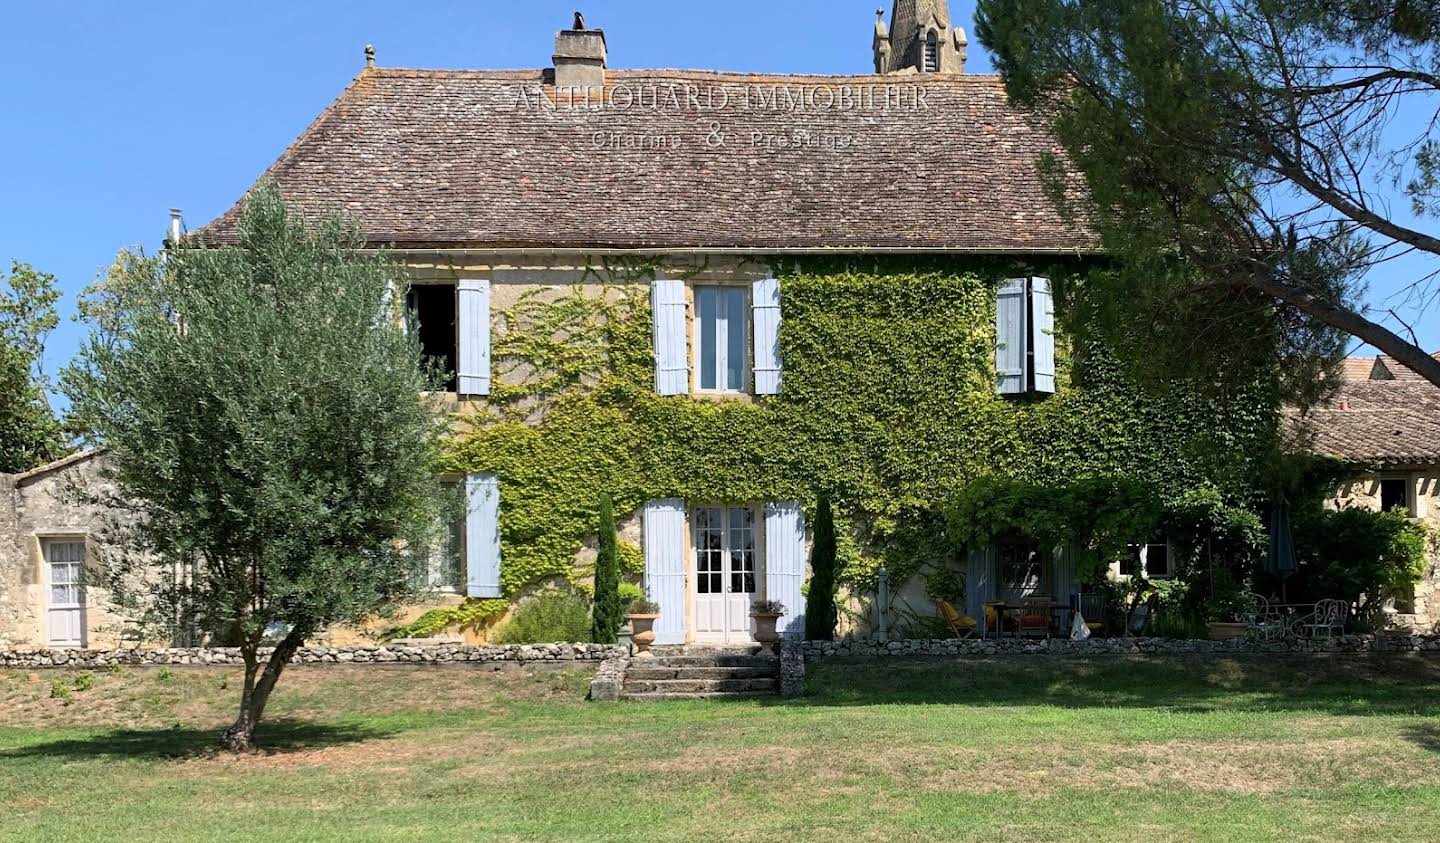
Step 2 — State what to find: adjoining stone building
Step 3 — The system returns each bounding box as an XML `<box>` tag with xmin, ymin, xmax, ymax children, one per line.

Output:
<box><xmin>1301</xmin><ymin>353</ymin><xmax>1440</xmax><ymax>630</ymax></box>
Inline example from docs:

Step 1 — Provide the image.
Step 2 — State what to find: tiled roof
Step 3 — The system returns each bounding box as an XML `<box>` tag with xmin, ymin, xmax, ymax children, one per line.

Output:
<box><xmin>1293</xmin><ymin>378</ymin><xmax>1440</xmax><ymax>465</ymax></box>
<box><xmin>194</xmin><ymin>68</ymin><xmax>1095</xmax><ymax>252</ymax></box>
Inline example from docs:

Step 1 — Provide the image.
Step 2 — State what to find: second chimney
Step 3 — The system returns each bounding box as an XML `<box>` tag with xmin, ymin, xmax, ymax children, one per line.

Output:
<box><xmin>553</xmin><ymin>16</ymin><xmax>606</xmax><ymax>94</ymax></box>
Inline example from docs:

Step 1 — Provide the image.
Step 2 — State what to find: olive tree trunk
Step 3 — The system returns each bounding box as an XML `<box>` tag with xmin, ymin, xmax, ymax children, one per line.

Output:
<box><xmin>220</xmin><ymin>628</ymin><xmax>307</xmax><ymax>752</ymax></box>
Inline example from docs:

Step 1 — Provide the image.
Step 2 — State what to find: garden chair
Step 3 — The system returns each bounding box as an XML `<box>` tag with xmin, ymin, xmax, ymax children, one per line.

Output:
<box><xmin>1243</xmin><ymin>593</ymin><xmax>1286</xmax><ymax>641</ymax></box>
<box><xmin>1019</xmin><ymin>597</ymin><xmax>1054</xmax><ymax>638</ymax></box>
<box><xmin>1291</xmin><ymin>598</ymin><xmax>1347</xmax><ymax>639</ymax></box>
<box><xmin>937</xmin><ymin>600</ymin><xmax>977</xmax><ymax>639</ymax></box>
<box><xmin>1072</xmin><ymin>593</ymin><xmax>1106</xmax><ymax>637</ymax></box>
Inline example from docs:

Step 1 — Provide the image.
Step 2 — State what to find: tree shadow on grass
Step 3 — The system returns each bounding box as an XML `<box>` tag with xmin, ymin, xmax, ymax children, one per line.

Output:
<box><xmin>0</xmin><ymin>718</ymin><xmax>392</xmax><ymax>761</ymax></box>
<box><xmin>1404</xmin><ymin>723</ymin><xmax>1440</xmax><ymax>754</ymax></box>
<box><xmin>778</xmin><ymin>654</ymin><xmax>1440</xmax><ymax>717</ymax></box>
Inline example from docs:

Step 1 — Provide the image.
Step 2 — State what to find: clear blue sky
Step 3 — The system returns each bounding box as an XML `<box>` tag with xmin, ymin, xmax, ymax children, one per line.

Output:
<box><xmin>1</xmin><ymin>0</ymin><xmax>1433</xmax><ymax>399</ymax></box>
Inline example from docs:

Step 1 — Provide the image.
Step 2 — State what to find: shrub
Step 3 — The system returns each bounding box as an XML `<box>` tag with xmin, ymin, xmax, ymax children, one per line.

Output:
<box><xmin>617</xmin><ymin>582</ymin><xmax>645</xmax><ymax>610</ymax></box>
<box><xmin>590</xmin><ymin>494</ymin><xmax>622</xmax><ymax>644</ymax></box>
<box><xmin>72</xmin><ymin>672</ymin><xmax>95</xmax><ymax>692</ymax></box>
<box><xmin>628</xmin><ymin>598</ymin><xmax>661</xmax><ymax>615</ymax></box>
<box><xmin>805</xmin><ymin>494</ymin><xmax>839</xmax><ymax>641</ymax></box>
<box><xmin>495</xmin><ymin>586</ymin><xmax>593</xmax><ymax>644</ymax></box>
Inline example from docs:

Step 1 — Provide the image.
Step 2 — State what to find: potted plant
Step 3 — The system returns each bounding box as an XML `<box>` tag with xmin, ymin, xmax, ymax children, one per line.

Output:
<box><xmin>750</xmin><ymin>599</ymin><xmax>786</xmax><ymax>653</ymax></box>
<box><xmin>626</xmin><ymin>599</ymin><xmax>661</xmax><ymax>657</ymax></box>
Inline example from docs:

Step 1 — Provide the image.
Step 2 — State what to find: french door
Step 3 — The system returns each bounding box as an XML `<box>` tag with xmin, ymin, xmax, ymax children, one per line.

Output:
<box><xmin>44</xmin><ymin>539</ymin><xmax>86</xmax><ymax>648</ymax></box>
<box><xmin>693</xmin><ymin>506</ymin><xmax>760</xmax><ymax>642</ymax></box>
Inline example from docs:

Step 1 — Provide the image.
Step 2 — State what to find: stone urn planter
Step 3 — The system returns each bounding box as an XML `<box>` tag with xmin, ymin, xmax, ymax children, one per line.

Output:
<box><xmin>1207</xmin><ymin>622</ymin><xmax>1248</xmax><ymax>641</ymax></box>
<box><xmin>750</xmin><ymin>600</ymin><xmax>786</xmax><ymax>653</ymax></box>
<box><xmin>627</xmin><ymin>600</ymin><xmax>661</xmax><ymax>657</ymax></box>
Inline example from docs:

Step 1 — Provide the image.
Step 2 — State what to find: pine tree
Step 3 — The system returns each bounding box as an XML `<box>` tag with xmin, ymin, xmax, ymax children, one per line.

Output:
<box><xmin>805</xmin><ymin>494</ymin><xmax>838</xmax><ymax>641</ymax></box>
<box><xmin>590</xmin><ymin>493</ymin><xmax>622</xmax><ymax>644</ymax></box>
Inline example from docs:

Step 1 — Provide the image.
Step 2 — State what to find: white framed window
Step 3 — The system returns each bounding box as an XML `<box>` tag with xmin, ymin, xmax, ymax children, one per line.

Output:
<box><xmin>43</xmin><ymin>538</ymin><xmax>87</xmax><ymax>647</ymax></box>
<box><xmin>1121</xmin><ymin>541</ymin><xmax>1172</xmax><ymax>579</ymax></box>
<box><xmin>411</xmin><ymin>481</ymin><xmax>465</xmax><ymax>592</ymax></box>
<box><xmin>693</xmin><ymin>285</ymin><xmax>749</xmax><ymax>393</ymax></box>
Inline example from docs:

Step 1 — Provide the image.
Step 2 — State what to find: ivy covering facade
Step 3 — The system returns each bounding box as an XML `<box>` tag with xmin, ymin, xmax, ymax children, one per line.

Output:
<box><xmin>405</xmin><ymin>256</ymin><xmax>1283</xmax><ymax>635</ymax></box>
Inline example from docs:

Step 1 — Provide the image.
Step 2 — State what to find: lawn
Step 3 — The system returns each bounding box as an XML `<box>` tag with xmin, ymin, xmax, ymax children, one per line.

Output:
<box><xmin>3</xmin><ymin>655</ymin><xmax>1439</xmax><ymax>842</ymax></box>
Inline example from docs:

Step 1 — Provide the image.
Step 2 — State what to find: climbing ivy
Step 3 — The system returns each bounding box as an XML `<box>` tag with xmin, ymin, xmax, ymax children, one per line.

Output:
<box><xmin>396</xmin><ymin>256</ymin><xmax>1281</xmax><ymax>636</ymax></box>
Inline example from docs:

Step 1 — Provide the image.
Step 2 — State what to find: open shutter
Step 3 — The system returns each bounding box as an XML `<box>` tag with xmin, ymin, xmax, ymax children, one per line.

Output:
<box><xmin>465</xmin><ymin>473</ymin><xmax>501</xmax><ymax>598</ymax></box>
<box><xmin>764</xmin><ymin>502</ymin><xmax>806</xmax><ymax>639</ymax></box>
<box><xmin>651</xmin><ymin>279</ymin><xmax>689</xmax><ymax>395</ymax></box>
<box><xmin>643</xmin><ymin>499</ymin><xmax>687</xmax><ymax>644</ymax></box>
<box><xmin>1030</xmin><ymin>277</ymin><xmax>1055</xmax><ymax>394</ymax></box>
<box><xmin>457</xmin><ymin>279</ymin><xmax>491</xmax><ymax>396</ymax></box>
<box><xmin>964</xmin><ymin>546</ymin><xmax>996</xmax><ymax>620</ymax></box>
<box><xmin>751</xmin><ymin>277</ymin><xmax>782</xmax><ymax>395</ymax></box>
<box><xmin>995</xmin><ymin>278</ymin><xmax>1027</xmax><ymax>395</ymax></box>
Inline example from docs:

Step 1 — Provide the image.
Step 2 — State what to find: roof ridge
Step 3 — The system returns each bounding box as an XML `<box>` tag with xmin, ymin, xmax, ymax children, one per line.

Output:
<box><xmin>363</xmin><ymin>66</ymin><xmax>1006</xmax><ymax>83</ymax></box>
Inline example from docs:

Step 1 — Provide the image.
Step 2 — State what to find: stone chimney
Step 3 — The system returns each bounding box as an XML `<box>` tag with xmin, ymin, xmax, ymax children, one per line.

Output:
<box><xmin>553</xmin><ymin>13</ymin><xmax>606</xmax><ymax>94</ymax></box>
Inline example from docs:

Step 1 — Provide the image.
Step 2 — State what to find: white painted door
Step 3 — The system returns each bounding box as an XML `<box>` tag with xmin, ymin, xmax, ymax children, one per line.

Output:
<box><xmin>693</xmin><ymin>506</ymin><xmax>760</xmax><ymax>643</ymax></box>
<box><xmin>44</xmin><ymin>540</ymin><xmax>86</xmax><ymax>648</ymax></box>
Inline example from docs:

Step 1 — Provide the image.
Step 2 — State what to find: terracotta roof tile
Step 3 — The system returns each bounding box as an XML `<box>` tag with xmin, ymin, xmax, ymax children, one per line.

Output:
<box><xmin>194</xmin><ymin>68</ymin><xmax>1095</xmax><ymax>252</ymax></box>
<box><xmin>1292</xmin><ymin>380</ymin><xmax>1440</xmax><ymax>464</ymax></box>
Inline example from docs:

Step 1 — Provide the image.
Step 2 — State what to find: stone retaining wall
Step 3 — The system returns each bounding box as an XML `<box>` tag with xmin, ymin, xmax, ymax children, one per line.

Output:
<box><xmin>0</xmin><ymin>642</ymin><xmax>628</xmax><ymax>669</ymax></box>
<box><xmin>797</xmin><ymin>634</ymin><xmax>1440</xmax><ymax>660</ymax></box>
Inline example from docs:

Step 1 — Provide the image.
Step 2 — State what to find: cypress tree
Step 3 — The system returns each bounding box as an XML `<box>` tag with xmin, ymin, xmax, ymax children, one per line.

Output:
<box><xmin>590</xmin><ymin>493</ymin><xmax>622</xmax><ymax>644</ymax></box>
<box><xmin>805</xmin><ymin>493</ymin><xmax>838</xmax><ymax>641</ymax></box>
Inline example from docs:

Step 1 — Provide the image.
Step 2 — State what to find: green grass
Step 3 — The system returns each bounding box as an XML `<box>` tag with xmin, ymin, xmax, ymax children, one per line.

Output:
<box><xmin>2</xmin><ymin>655</ymin><xmax>1439</xmax><ymax>842</ymax></box>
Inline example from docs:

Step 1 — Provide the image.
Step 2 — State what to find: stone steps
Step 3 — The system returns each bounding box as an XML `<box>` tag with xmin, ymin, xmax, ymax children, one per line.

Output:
<box><xmin>619</xmin><ymin>649</ymin><xmax>781</xmax><ymax>701</ymax></box>
<box><xmin>626</xmin><ymin>665</ymin><xmax>775</xmax><ymax>681</ymax></box>
<box><xmin>622</xmin><ymin>677</ymin><xmax>778</xmax><ymax>694</ymax></box>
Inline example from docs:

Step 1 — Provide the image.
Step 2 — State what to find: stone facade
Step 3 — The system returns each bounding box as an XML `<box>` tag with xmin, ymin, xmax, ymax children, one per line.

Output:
<box><xmin>0</xmin><ymin>451</ymin><xmax>139</xmax><ymax>650</ymax></box>
<box><xmin>0</xmin><ymin>641</ymin><xmax>626</xmax><ymax>670</ymax></box>
<box><xmin>1329</xmin><ymin>470</ymin><xmax>1440</xmax><ymax>630</ymax></box>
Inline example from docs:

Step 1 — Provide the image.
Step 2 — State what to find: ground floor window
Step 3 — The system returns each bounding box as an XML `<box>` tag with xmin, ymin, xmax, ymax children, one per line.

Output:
<box><xmin>410</xmin><ymin>483</ymin><xmax>464</xmax><ymax>592</ymax></box>
<box><xmin>43</xmin><ymin>538</ymin><xmax>87</xmax><ymax>647</ymax></box>
<box><xmin>1380</xmin><ymin>476</ymin><xmax>1411</xmax><ymax>515</ymax></box>
<box><xmin>998</xmin><ymin>540</ymin><xmax>1044</xmax><ymax>603</ymax></box>
<box><xmin>1121</xmin><ymin>540</ymin><xmax>1172</xmax><ymax>579</ymax></box>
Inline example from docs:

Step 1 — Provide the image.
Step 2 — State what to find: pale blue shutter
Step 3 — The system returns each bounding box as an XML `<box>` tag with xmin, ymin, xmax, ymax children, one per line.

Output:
<box><xmin>651</xmin><ymin>279</ymin><xmax>689</xmax><ymax>395</ymax></box>
<box><xmin>643</xmin><ymin>499</ymin><xmax>687</xmax><ymax>644</ymax></box>
<box><xmin>995</xmin><ymin>278</ymin><xmax>1027</xmax><ymax>395</ymax></box>
<box><xmin>1031</xmin><ymin>277</ymin><xmax>1055</xmax><ymax>394</ymax></box>
<box><xmin>465</xmin><ymin>473</ymin><xmax>501</xmax><ymax>598</ymax></box>
<box><xmin>751</xmin><ymin>277</ymin><xmax>782</xmax><ymax>395</ymax></box>
<box><xmin>965</xmin><ymin>546</ymin><xmax>996</xmax><ymax>620</ymax></box>
<box><xmin>457</xmin><ymin>279</ymin><xmax>491</xmax><ymax>395</ymax></box>
<box><xmin>764</xmin><ymin>502</ymin><xmax>806</xmax><ymax>639</ymax></box>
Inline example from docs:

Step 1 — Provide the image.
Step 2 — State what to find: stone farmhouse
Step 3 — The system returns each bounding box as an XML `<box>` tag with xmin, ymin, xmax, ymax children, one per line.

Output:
<box><xmin>2</xmin><ymin>2</ymin><xmax>1435</xmax><ymax>648</ymax></box>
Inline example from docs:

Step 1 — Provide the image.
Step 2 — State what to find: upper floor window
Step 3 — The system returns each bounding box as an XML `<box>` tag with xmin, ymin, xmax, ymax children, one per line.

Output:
<box><xmin>694</xmin><ymin>285</ymin><xmax>748</xmax><ymax>392</ymax></box>
<box><xmin>1381</xmin><ymin>476</ymin><xmax>1411</xmax><ymax>514</ymax></box>
<box><xmin>406</xmin><ymin>283</ymin><xmax>458</xmax><ymax>392</ymax></box>
<box><xmin>923</xmin><ymin>31</ymin><xmax>940</xmax><ymax>72</ymax></box>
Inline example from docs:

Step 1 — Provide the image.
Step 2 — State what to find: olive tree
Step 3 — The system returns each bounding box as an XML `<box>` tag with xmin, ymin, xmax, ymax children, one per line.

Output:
<box><xmin>63</xmin><ymin>184</ymin><xmax>449</xmax><ymax>751</ymax></box>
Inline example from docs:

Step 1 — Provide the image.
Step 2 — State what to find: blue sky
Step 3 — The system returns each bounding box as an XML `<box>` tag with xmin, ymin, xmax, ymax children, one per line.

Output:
<box><xmin>1</xmin><ymin>0</ymin><xmax>1434</xmax><ymax>398</ymax></box>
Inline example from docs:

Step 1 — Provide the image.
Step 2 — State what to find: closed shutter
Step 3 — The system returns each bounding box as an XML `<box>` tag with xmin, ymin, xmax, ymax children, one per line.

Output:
<box><xmin>651</xmin><ymin>279</ymin><xmax>689</xmax><ymax>395</ymax></box>
<box><xmin>465</xmin><ymin>473</ymin><xmax>501</xmax><ymax>598</ymax></box>
<box><xmin>1052</xmin><ymin>543</ymin><xmax>1076</xmax><ymax>609</ymax></box>
<box><xmin>965</xmin><ymin>546</ymin><xmax>996</xmax><ymax>620</ymax></box>
<box><xmin>457</xmin><ymin>279</ymin><xmax>492</xmax><ymax>396</ymax></box>
<box><xmin>1031</xmin><ymin>277</ymin><xmax>1055</xmax><ymax>394</ymax></box>
<box><xmin>751</xmin><ymin>277</ymin><xmax>782</xmax><ymax>395</ymax></box>
<box><xmin>995</xmin><ymin>278</ymin><xmax>1027</xmax><ymax>395</ymax></box>
<box><xmin>763</xmin><ymin>502</ymin><xmax>806</xmax><ymax>639</ymax></box>
<box><xmin>643</xmin><ymin>499</ymin><xmax>687</xmax><ymax>644</ymax></box>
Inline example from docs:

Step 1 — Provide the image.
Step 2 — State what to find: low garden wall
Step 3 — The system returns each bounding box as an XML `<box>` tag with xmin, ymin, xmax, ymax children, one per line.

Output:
<box><xmin>0</xmin><ymin>642</ymin><xmax>628</xmax><ymax>669</ymax></box>
<box><xmin>797</xmin><ymin>634</ymin><xmax>1440</xmax><ymax>660</ymax></box>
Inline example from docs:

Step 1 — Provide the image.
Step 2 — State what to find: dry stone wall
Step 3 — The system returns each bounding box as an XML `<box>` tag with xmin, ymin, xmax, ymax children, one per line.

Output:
<box><xmin>1</xmin><ymin>642</ymin><xmax>627</xmax><ymax>669</ymax></box>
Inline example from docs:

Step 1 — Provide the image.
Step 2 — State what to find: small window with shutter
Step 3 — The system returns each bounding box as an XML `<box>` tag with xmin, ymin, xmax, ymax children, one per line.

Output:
<box><xmin>995</xmin><ymin>276</ymin><xmax>1055</xmax><ymax>397</ymax></box>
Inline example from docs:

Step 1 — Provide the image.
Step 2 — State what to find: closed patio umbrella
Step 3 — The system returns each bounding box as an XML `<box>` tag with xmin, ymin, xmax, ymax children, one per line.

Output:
<box><xmin>1266</xmin><ymin>497</ymin><xmax>1298</xmax><ymax>602</ymax></box>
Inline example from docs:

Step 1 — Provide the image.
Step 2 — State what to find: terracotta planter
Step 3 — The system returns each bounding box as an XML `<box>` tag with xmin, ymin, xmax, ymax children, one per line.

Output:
<box><xmin>751</xmin><ymin>612</ymin><xmax>782</xmax><ymax>652</ymax></box>
<box><xmin>627</xmin><ymin>613</ymin><xmax>659</xmax><ymax>657</ymax></box>
<box><xmin>1207</xmin><ymin>622</ymin><xmax>1248</xmax><ymax>641</ymax></box>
